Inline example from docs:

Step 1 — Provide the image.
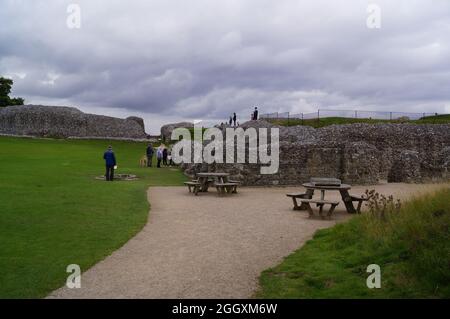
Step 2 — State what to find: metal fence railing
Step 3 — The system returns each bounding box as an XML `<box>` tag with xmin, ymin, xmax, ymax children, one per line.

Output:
<box><xmin>176</xmin><ymin>109</ymin><xmax>442</xmax><ymax>131</ymax></box>
<box><xmin>260</xmin><ymin>109</ymin><xmax>440</xmax><ymax>123</ymax></box>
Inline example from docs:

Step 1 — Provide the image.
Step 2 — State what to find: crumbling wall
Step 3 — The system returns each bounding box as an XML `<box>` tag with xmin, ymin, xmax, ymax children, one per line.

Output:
<box><xmin>0</xmin><ymin>105</ymin><xmax>147</xmax><ymax>139</ymax></box>
<box><xmin>160</xmin><ymin>122</ymin><xmax>194</xmax><ymax>142</ymax></box>
<box><xmin>179</xmin><ymin>121</ymin><xmax>450</xmax><ymax>185</ymax></box>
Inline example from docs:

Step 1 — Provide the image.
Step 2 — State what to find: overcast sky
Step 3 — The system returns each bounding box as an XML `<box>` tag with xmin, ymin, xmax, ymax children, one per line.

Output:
<box><xmin>1</xmin><ymin>0</ymin><xmax>449</xmax><ymax>133</ymax></box>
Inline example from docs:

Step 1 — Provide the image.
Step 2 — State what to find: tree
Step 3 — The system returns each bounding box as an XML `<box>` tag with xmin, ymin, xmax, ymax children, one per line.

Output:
<box><xmin>0</xmin><ymin>77</ymin><xmax>13</xmax><ymax>97</ymax></box>
<box><xmin>0</xmin><ymin>77</ymin><xmax>25</xmax><ymax>107</ymax></box>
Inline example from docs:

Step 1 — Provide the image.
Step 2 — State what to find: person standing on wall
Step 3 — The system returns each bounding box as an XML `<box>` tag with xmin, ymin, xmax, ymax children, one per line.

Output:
<box><xmin>146</xmin><ymin>143</ymin><xmax>154</xmax><ymax>167</ymax></box>
<box><xmin>229</xmin><ymin>116</ymin><xmax>233</xmax><ymax>126</ymax></box>
<box><xmin>253</xmin><ymin>107</ymin><xmax>258</xmax><ymax>120</ymax></box>
<box><xmin>233</xmin><ymin>112</ymin><xmax>237</xmax><ymax>127</ymax></box>
<box><xmin>103</xmin><ymin>145</ymin><xmax>116</xmax><ymax>181</ymax></box>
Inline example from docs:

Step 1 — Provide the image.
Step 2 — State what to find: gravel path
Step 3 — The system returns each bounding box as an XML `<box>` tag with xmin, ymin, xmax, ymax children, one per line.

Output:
<box><xmin>48</xmin><ymin>183</ymin><xmax>445</xmax><ymax>298</ymax></box>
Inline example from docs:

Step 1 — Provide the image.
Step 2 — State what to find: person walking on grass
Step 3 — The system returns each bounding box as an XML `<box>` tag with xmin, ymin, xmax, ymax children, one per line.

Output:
<box><xmin>146</xmin><ymin>143</ymin><xmax>154</xmax><ymax>167</ymax></box>
<box><xmin>162</xmin><ymin>147</ymin><xmax>168</xmax><ymax>166</ymax></box>
<box><xmin>168</xmin><ymin>150</ymin><xmax>174</xmax><ymax>166</ymax></box>
<box><xmin>156</xmin><ymin>145</ymin><xmax>164</xmax><ymax>168</ymax></box>
<box><xmin>103</xmin><ymin>145</ymin><xmax>116</xmax><ymax>181</ymax></box>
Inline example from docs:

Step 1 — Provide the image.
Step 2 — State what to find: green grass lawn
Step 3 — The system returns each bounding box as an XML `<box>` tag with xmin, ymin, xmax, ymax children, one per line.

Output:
<box><xmin>257</xmin><ymin>187</ymin><xmax>450</xmax><ymax>298</ymax></box>
<box><xmin>268</xmin><ymin>114</ymin><xmax>450</xmax><ymax>128</ymax></box>
<box><xmin>0</xmin><ymin>136</ymin><xmax>187</xmax><ymax>298</ymax></box>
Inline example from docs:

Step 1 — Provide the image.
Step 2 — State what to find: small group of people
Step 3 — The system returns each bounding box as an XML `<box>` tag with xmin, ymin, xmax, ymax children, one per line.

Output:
<box><xmin>146</xmin><ymin>143</ymin><xmax>173</xmax><ymax>168</ymax></box>
<box><xmin>103</xmin><ymin>106</ymin><xmax>262</xmax><ymax>180</ymax></box>
<box><xmin>228</xmin><ymin>112</ymin><xmax>238</xmax><ymax>127</ymax></box>
<box><xmin>219</xmin><ymin>107</ymin><xmax>259</xmax><ymax>127</ymax></box>
<box><xmin>103</xmin><ymin>143</ymin><xmax>175</xmax><ymax>181</ymax></box>
<box><xmin>224</xmin><ymin>106</ymin><xmax>259</xmax><ymax>127</ymax></box>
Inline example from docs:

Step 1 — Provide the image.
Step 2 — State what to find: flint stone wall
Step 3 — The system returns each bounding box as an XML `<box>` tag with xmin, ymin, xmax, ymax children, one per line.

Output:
<box><xmin>0</xmin><ymin>105</ymin><xmax>147</xmax><ymax>139</ymax></box>
<box><xmin>161</xmin><ymin>122</ymin><xmax>194</xmax><ymax>142</ymax></box>
<box><xmin>179</xmin><ymin>120</ymin><xmax>450</xmax><ymax>185</ymax></box>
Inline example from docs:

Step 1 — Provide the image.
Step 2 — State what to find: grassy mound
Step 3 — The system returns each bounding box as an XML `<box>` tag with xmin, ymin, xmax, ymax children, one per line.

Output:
<box><xmin>257</xmin><ymin>187</ymin><xmax>450</xmax><ymax>298</ymax></box>
<box><xmin>267</xmin><ymin>114</ymin><xmax>450</xmax><ymax>128</ymax></box>
<box><xmin>417</xmin><ymin>113</ymin><xmax>450</xmax><ymax>124</ymax></box>
<box><xmin>0</xmin><ymin>137</ymin><xmax>187</xmax><ymax>298</ymax></box>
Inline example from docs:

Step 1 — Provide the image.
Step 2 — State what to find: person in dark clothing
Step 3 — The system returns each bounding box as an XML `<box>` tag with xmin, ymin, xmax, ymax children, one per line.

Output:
<box><xmin>162</xmin><ymin>147</ymin><xmax>168</xmax><ymax>166</ymax></box>
<box><xmin>146</xmin><ymin>144</ymin><xmax>154</xmax><ymax>167</ymax></box>
<box><xmin>253</xmin><ymin>107</ymin><xmax>258</xmax><ymax>120</ymax></box>
<box><xmin>103</xmin><ymin>145</ymin><xmax>116</xmax><ymax>181</ymax></box>
<box><xmin>233</xmin><ymin>113</ymin><xmax>237</xmax><ymax>127</ymax></box>
<box><xmin>229</xmin><ymin>116</ymin><xmax>232</xmax><ymax>126</ymax></box>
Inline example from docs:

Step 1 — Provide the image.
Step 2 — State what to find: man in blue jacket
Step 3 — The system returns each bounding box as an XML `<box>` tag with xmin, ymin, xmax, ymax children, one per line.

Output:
<box><xmin>103</xmin><ymin>145</ymin><xmax>117</xmax><ymax>181</ymax></box>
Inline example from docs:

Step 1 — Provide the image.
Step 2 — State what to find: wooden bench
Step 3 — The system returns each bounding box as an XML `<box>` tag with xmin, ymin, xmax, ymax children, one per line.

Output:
<box><xmin>286</xmin><ymin>193</ymin><xmax>312</xmax><ymax>210</ymax></box>
<box><xmin>194</xmin><ymin>177</ymin><xmax>215</xmax><ymax>192</ymax></box>
<box><xmin>227</xmin><ymin>180</ymin><xmax>241</xmax><ymax>193</ymax></box>
<box><xmin>300</xmin><ymin>199</ymin><xmax>340</xmax><ymax>219</ymax></box>
<box><xmin>184</xmin><ymin>181</ymin><xmax>201</xmax><ymax>195</ymax></box>
<box><xmin>350</xmin><ymin>195</ymin><xmax>368</xmax><ymax>214</ymax></box>
<box><xmin>215</xmin><ymin>182</ymin><xmax>239</xmax><ymax>195</ymax></box>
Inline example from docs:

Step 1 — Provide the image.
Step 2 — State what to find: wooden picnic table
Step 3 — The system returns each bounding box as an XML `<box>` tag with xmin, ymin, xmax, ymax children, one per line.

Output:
<box><xmin>302</xmin><ymin>182</ymin><xmax>357</xmax><ymax>214</ymax></box>
<box><xmin>196</xmin><ymin>172</ymin><xmax>230</xmax><ymax>192</ymax></box>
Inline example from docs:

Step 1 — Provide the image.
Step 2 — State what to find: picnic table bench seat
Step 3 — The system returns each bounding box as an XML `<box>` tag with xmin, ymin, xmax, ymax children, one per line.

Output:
<box><xmin>300</xmin><ymin>198</ymin><xmax>340</xmax><ymax>219</ymax></box>
<box><xmin>286</xmin><ymin>193</ymin><xmax>312</xmax><ymax>210</ymax></box>
<box><xmin>184</xmin><ymin>181</ymin><xmax>201</xmax><ymax>195</ymax></box>
<box><xmin>215</xmin><ymin>182</ymin><xmax>239</xmax><ymax>195</ymax></box>
<box><xmin>349</xmin><ymin>195</ymin><xmax>368</xmax><ymax>214</ymax></box>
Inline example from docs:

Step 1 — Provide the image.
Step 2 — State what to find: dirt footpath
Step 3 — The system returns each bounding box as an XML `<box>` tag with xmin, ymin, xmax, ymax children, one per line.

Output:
<box><xmin>48</xmin><ymin>183</ymin><xmax>446</xmax><ymax>298</ymax></box>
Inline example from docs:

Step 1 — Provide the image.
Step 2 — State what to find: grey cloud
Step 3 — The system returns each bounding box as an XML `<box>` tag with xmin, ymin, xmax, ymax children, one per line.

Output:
<box><xmin>1</xmin><ymin>0</ymin><xmax>449</xmax><ymax>133</ymax></box>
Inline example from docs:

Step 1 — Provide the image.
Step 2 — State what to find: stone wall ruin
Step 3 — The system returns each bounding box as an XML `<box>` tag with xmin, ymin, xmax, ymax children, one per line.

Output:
<box><xmin>178</xmin><ymin>120</ymin><xmax>450</xmax><ymax>185</ymax></box>
<box><xmin>0</xmin><ymin>105</ymin><xmax>147</xmax><ymax>139</ymax></box>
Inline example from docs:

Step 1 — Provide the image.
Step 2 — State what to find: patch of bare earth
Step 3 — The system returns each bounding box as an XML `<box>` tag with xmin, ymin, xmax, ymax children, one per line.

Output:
<box><xmin>48</xmin><ymin>183</ymin><xmax>446</xmax><ymax>298</ymax></box>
